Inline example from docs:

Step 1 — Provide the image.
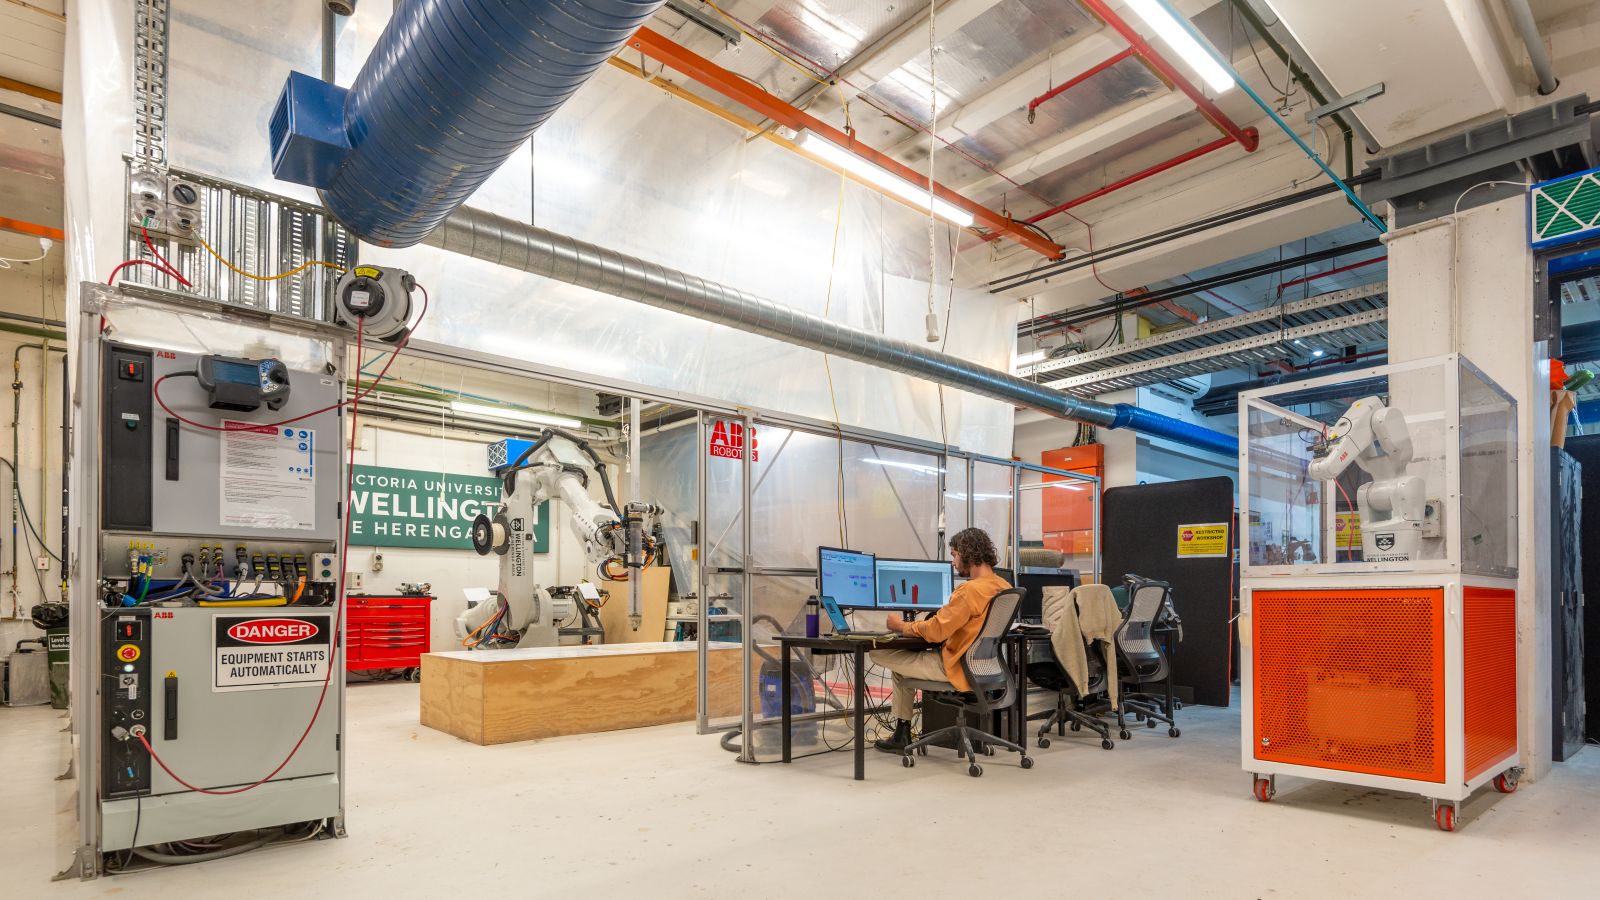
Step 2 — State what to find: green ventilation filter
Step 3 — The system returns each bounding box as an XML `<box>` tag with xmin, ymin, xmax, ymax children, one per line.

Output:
<box><xmin>1532</xmin><ymin>168</ymin><xmax>1600</xmax><ymax>249</ymax></box>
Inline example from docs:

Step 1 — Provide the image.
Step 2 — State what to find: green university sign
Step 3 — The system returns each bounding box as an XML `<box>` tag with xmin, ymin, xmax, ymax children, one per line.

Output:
<box><xmin>349</xmin><ymin>464</ymin><xmax>549</xmax><ymax>551</ymax></box>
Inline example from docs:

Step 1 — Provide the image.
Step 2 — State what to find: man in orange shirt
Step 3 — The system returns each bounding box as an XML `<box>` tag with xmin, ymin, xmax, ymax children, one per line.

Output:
<box><xmin>870</xmin><ymin>528</ymin><xmax>1011</xmax><ymax>753</ymax></box>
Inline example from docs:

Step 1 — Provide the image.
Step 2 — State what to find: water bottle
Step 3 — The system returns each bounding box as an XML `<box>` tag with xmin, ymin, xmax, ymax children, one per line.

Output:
<box><xmin>804</xmin><ymin>596</ymin><xmax>820</xmax><ymax>638</ymax></box>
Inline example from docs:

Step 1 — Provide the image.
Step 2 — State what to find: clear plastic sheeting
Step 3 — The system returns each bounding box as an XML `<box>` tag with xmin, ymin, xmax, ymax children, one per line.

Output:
<box><xmin>94</xmin><ymin>293</ymin><xmax>339</xmax><ymax>375</ymax></box>
<box><xmin>970</xmin><ymin>458</ymin><xmax>1015</xmax><ymax>569</ymax></box>
<box><xmin>80</xmin><ymin>1</ymin><xmax>1020</xmax><ymax>456</ymax></box>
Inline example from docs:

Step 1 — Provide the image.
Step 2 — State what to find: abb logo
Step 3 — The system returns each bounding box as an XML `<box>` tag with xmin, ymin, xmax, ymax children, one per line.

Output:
<box><xmin>154</xmin><ymin>611</ymin><xmax>175</xmax><ymax>619</ymax></box>
<box><xmin>226</xmin><ymin>619</ymin><xmax>317</xmax><ymax>644</ymax></box>
<box><xmin>708</xmin><ymin>420</ymin><xmax>758</xmax><ymax>461</ymax></box>
<box><xmin>155</xmin><ymin>350</ymin><xmax>177</xmax><ymax>359</ymax></box>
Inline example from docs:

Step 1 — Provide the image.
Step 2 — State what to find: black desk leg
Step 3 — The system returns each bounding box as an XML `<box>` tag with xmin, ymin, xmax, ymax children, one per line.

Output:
<box><xmin>781</xmin><ymin>644</ymin><xmax>792</xmax><ymax>764</ymax></box>
<box><xmin>854</xmin><ymin>644</ymin><xmax>866</xmax><ymax>781</ymax></box>
<box><xmin>1013</xmin><ymin>640</ymin><xmax>1027</xmax><ymax>748</ymax></box>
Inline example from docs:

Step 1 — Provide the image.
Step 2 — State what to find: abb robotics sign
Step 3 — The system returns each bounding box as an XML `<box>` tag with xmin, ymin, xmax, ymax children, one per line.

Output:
<box><xmin>708</xmin><ymin>420</ymin><xmax>758</xmax><ymax>462</ymax></box>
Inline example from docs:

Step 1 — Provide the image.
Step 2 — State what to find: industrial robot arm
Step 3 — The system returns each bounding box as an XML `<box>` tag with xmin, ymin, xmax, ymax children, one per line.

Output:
<box><xmin>1306</xmin><ymin>396</ymin><xmax>1426</xmax><ymax>562</ymax></box>
<box><xmin>458</xmin><ymin>429</ymin><xmax>661</xmax><ymax>648</ymax></box>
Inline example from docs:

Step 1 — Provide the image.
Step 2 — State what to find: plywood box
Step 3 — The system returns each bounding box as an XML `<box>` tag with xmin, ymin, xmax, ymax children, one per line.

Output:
<box><xmin>421</xmin><ymin>641</ymin><xmax>741</xmax><ymax>745</ymax></box>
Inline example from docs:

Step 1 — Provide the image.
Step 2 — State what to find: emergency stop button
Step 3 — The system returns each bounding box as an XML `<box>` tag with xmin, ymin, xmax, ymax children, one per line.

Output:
<box><xmin>116</xmin><ymin>644</ymin><xmax>141</xmax><ymax>663</ymax></box>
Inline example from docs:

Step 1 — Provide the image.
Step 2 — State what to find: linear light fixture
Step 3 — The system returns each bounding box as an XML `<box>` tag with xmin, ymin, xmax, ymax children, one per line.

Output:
<box><xmin>450</xmin><ymin>400</ymin><xmax>581</xmax><ymax>429</ymax></box>
<box><xmin>1015</xmin><ymin>348</ymin><xmax>1048</xmax><ymax>368</ymax></box>
<box><xmin>799</xmin><ymin>132</ymin><xmax>975</xmax><ymax>227</ymax></box>
<box><xmin>1123</xmin><ymin>0</ymin><xmax>1234</xmax><ymax>94</ymax></box>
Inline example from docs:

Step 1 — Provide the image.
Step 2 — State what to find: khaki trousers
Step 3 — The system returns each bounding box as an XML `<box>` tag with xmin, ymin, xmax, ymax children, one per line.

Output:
<box><xmin>870</xmin><ymin>648</ymin><xmax>949</xmax><ymax>721</ymax></box>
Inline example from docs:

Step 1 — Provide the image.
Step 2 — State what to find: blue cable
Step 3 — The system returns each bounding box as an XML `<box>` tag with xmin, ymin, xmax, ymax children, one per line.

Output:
<box><xmin>1151</xmin><ymin>0</ymin><xmax>1387</xmax><ymax>234</ymax></box>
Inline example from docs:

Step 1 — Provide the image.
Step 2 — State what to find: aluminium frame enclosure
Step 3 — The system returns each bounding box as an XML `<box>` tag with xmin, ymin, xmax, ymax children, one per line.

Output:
<box><xmin>64</xmin><ymin>285</ymin><xmax>352</xmax><ymax>879</ymax></box>
<box><xmin>1236</xmin><ymin>353</ymin><xmax>1520</xmax><ymax>823</ymax></box>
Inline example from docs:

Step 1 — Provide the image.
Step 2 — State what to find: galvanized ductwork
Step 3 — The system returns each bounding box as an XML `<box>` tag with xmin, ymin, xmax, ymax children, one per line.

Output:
<box><xmin>270</xmin><ymin>0</ymin><xmax>669</xmax><ymax>247</ymax></box>
<box><xmin>425</xmin><ymin>206</ymin><xmax>1240</xmax><ymax>456</ymax></box>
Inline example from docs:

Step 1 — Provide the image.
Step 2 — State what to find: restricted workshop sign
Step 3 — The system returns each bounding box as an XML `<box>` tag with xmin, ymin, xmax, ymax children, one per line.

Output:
<box><xmin>1176</xmin><ymin>522</ymin><xmax>1230</xmax><ymax>558</ymax></box>
<box><xmin>213</xmin><ymin>613</ymin><xmax>333</xmax><ymax>692</ymax></box>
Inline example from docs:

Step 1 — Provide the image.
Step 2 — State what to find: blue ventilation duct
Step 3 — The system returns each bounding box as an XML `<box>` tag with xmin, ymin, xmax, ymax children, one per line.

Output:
<box><xmin>1110</xmin><ymin>404</ymin><xmax>1239</xmax><ymax>457</ymax></box>
<box><xmin>270</xmin><ymin>0</ymin><xmax>669</xmax><ymax>247</ymax></box>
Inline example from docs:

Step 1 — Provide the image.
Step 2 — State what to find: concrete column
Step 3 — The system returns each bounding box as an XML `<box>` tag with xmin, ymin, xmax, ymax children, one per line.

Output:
<box><xmin>1383</xmin><ymin>196</ymin><xmax>1552</xmax><ymax>781</ymax></box>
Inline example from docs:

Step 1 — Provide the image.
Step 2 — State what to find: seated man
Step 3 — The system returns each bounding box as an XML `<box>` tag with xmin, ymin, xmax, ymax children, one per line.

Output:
<box><xmin>870</xmin><ymin>527</ymin><xmax>1011</xmax><ymax>753</ymax></box>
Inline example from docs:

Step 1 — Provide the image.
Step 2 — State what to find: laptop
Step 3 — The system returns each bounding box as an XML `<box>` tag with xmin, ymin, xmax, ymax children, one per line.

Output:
<box><xmin>820</xmin><ymin>595</ymin><xmax>893</xmax><ymax>639</ymax></box>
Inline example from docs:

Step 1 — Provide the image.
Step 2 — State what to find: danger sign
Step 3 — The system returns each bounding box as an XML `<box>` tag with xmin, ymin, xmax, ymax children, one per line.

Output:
<box><xmin>708</xmin><ymin>420</ymin><xmax>758</xmax><ymax>461</ymax></box>
<box><xmin>212</xmin><ymin>612</ymin><xmax>333</xmax><ymax>692</ymax></box>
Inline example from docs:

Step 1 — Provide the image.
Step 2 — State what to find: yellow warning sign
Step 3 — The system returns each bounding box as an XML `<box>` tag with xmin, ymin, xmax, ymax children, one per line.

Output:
<box><xmin>1176</xmin><ymin>522</ymin><xmax>1229</xmax><ymax>558</ymax></box>
<box><xmin>1335</xmin><ymin>511</ymin><xmax>1361</xmax><ymax>549</ymax></box>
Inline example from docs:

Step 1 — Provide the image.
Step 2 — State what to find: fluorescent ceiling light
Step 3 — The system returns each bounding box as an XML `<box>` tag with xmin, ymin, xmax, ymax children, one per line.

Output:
<box><xmin>1123</xmin><ymin>0</ymin><xmax>1234</xmax><ymax>94</ymax></box>
<box><xmin>862</xmin><ymin>458</ymin><xmax>946</xmax><ymax>475</ymax></box>
<box><xmin>1015</xmin><ymin>349</ymin><xmax>1048</xmax><ymax>367</ymax></box>
<box><xmin>450</xmin><ymin>400</ymin><xmax>581</xmax><ymax>429</ymax></box>
<box><xmin>799</xmin><ymin>132</ymin><xmax>975</xmax><ymax>227</ymax></box>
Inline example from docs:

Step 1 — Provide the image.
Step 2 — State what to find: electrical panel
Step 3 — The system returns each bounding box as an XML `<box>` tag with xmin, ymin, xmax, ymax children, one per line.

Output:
<box><xmin>101</xmin><ymin>609</ymin><xmax>152</xmax><ymax>798</ymax></box>
<box><xmin>100</xmin><ymin>343</ymin><xmax>342</xmax><ymax>542</ymax></box>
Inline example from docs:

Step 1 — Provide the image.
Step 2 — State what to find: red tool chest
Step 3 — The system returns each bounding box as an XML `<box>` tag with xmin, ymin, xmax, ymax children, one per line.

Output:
<box><xmin>345</xmin><ymin>594</ymin><xmax>434</xmax><ymax>672</ymax></box>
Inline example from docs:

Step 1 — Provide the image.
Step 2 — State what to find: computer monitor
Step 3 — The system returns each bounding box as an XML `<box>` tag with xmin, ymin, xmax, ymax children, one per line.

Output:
<box><xmin>818</xmin><ymin>547</ymin><xmax>876</xmax><ymax>609</ymax></box>
<box><xmin>875</xmin><ymin>558</ymin><xmax>954</xmax><ymax>611</ymax></box>
<box><xmin>1016</xmin><ymin>567</ymin><xmax>1079</xmax><ymax>621</ymax></box>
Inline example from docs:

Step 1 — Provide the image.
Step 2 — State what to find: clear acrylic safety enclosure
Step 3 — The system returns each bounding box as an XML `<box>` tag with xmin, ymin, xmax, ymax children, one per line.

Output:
<box><xmin>1239</xmin><ymin>353</ymin><xmax>1516</xmax><ymax>578</ymax></box>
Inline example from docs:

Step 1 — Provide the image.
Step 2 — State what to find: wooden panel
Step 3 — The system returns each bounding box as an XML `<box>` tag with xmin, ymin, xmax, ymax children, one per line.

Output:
<box><xmin>421</xmin><ymin>646</ymin><xmax>741</xmax><ymax>745</ymax></box>
<box><xmin>597</xmin><ymin>565</ymin><xmax>671</xmax><ymax>644</ymax></box>
<box><xmin>419</xmin><ymin>655</ymin><xmax>485</xmax><ymax>745</ymax></box>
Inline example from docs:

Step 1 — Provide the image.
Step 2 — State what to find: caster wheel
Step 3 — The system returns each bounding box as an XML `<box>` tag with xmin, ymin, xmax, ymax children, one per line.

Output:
<box><xmin>1019</xmin><ymin>756</ymin><xmax>1034</xmax><ymax>770</ymax></box>
<box><xmin>1169</xmin><ymin>727</ymin><xmax>1181</xmax><ymax>738</ymax></box>
<box><xmin>917</xmin><ymin>745</ymin><xmax>928</xmax><ymax>756</ymax></box>
<box><xmin>1147</xmin><ymin>719</ymin><xmax>1157</xmax><ymax>729</ymax></box>
<box><xmin>1434</xmin><ymin>804</ymin><xmax>1456</xmax><ymax>832</ymax></box>
<box><xmin>1119</xmin><ymin>730</ymin><xmax>1132</xmax><ymax>741</ymax></box>
<box><xmin>1493</xmin><ymin>773</ymin><xmax>1518</xmax><ymax>794</ymax></box>
<box><xmin>1069</xmin><ymin>722</ymin><xmax>1082</xmax><ymax>732</ymax></box>
<box><xmin>902</xmin><ymin>756</ymin><xmax>914</xmax><ymax>768</ymax></box>
<box><xmin>968</xmin><ymin>764</ymin><xmax>983</xmax><ymax>778</ymax></box>
<box><xmin>984</xmin><ymin>745</ymin><xmax>995</xmax><ymax>756</ymax></box>
<box><xmin>1101</xmin><ymin>739</ymin><xmax>1115</xmax><ymax>750</ymax></box>
<box><xmin>1135</xmin><ymin>713</ymin><xmax>1146</xmax><ymax>722</ymax></box>
<box><xmin>1038</xmin><ymin>737</ymin><xmax>1051</xmax><ymax>749</ymax></box>
<box><xmin>1253</xmin><ymin>777</ymin><xmax>1275</xmax><ymax>803</ymax></box>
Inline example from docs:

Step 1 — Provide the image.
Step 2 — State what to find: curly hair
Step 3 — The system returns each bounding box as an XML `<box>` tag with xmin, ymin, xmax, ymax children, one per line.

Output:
<box><xmin>948</xmin><ymin>527</ymin><xmax>998</xmax><ymax>568</ymax></box>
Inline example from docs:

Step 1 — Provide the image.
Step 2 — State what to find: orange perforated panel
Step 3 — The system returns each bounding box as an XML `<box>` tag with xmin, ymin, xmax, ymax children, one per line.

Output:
<box><xmin>1463</xmin><ymin>586</ymin><xmax>1517</xmax><ymax>781</ymax></box>
<box><xmin>1253</xmin><ymin>589</ymin><xmax>1445</xmax><ymax>783</ymax></box>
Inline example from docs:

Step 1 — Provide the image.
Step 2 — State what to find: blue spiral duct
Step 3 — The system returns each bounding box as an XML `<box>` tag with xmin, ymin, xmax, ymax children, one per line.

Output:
<box><xmin>1110</xmin><ymin>404</ymin><xmax>1239</xmax><ymax>457</ymax></box>
<box><xmin>271</xmin><ymin>0</ymin><xmax>668</xmax><ymax>247</ymax></box>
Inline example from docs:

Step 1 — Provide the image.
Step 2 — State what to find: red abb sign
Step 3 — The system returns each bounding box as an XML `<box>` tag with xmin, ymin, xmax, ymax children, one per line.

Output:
<box><xmin>708</xmin><ymin>420</ymin><xmax>758</xmax><ymax>461</ymax></box>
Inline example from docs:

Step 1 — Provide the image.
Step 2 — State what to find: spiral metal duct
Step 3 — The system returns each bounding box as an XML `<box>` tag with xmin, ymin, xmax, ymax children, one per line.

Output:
<box><xmin>272</xmin><ymin>0</ymin><xmax>668</xmax><ymax>247</ymax></box>
<box><xmin>425</xmin><ymin>206</ymin><xmax>1240</xmax><ymax>456</ymax></box>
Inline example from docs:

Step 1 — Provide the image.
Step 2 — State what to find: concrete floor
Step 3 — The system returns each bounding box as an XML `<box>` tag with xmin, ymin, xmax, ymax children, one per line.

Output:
<box><xmin>5</xmin><ymin>684</ymin><xmax>1598</xmax><ymax>898</ymax></box>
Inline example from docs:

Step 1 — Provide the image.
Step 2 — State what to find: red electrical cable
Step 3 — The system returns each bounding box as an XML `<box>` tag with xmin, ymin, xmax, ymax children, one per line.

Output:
<box><xmin>151</xmin><ymin>285</ymin><xmax>429</xmax><ymax>433</ymax></box>
<box><xmin>105</xmin><ymin>259</ymin><xmax>167</xmax><ymax>286</ymax></box>
<box><xmin>140</xmin><ymin>220</ymin><xmax>193</xmax><ymax>287</ymax></box>
<box><xmin>134</xmin><ymin>315</ymin><xmax>369</xmax><ymax>796</ymax></box>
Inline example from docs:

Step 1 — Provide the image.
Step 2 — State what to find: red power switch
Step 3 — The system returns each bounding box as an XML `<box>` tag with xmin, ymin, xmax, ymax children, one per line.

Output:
<box><xmin>118</xmin><ymin>358</ymin><xmax>145</xmax><ymax>382</ymax></box>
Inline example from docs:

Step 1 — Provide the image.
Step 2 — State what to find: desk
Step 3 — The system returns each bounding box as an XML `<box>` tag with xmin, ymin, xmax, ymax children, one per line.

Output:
<box><xmin>776</xmin><ymin>634</ymin><xmax>928</xmax><ymax>781</ymax></box>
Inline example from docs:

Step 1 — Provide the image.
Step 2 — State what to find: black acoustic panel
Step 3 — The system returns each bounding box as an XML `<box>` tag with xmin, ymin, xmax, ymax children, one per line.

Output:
<box><xmin>1562</xmin><ymin>437</ymin><xmax>1600</xmax><ymax>747</ymax></box>
<box><xmin>1103</xmin><ymin>477</ymin><xmax>1235</xmax><ymax>707</ymax></box>
<box><xmin>1551</xmin><ymin>448</ymin><xmax>1585</xmax><ymax>761</ymax></box>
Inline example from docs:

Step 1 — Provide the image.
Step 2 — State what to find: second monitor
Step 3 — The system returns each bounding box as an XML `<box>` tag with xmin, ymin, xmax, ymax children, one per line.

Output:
<box><xmin>875</xmin><ymin>558</ymin><xmax>954</xmax><ymax>610</ymax></box>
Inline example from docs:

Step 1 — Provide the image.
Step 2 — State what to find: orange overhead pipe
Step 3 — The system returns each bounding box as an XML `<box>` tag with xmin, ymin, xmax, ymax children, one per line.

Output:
<box><xmin>626</xmin><ymin>27</ymin><xmax>1065</xmax><ymax>261</ymax></box>
<box><xmin>0</xmin><ymin>76</ymin><xmax>62</xmax><ymax>106</ymax></box>
<box><xmin>0</xmin><ymin>216</ymin><xmax>64</xmax><ymax>242</ymax></box>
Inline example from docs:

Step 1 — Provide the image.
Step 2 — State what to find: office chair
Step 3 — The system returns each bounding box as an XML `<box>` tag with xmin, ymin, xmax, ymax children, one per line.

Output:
<box><xmin>1026</xmin><ymin>584</ymin><xmax>1118</xmax><ymax>750</ymax></box>
<box><xmin>1115</xmin><ymin>575</ymin><xmax>1181</xmax><ymax>740</ymax></box>
<box><xmin>900</xmin><ymin>587</ymin><xmax>1031</xmax><ymax>777</ymax></box>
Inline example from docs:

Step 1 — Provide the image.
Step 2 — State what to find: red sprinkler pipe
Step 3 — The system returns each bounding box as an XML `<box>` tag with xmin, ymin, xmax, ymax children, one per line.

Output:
<box><xmin>1024</xmin><ymin>131</ymin><xmax>1250</xmax><ymax>225</ymax></box>
<box><xmin>1027</xmin><ymin>47</ymin><xmax>1139</xmax><ymax>122</ymax></box>
<box><xmin>1078</xmin><ymin>0</ymin><xmax>1259</xmax><ymax>151</ymax></box>
<box><xmin>1275</xmin><ymin>256</ymin><xmax>1387</xmax><ymax>297</ymax></box>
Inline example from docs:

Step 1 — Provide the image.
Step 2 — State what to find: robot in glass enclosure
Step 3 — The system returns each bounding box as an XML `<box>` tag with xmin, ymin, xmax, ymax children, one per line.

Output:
<box><xmin>1307</xmin><ymin>395</ymin><xmax>1424</xmax><ymax>563</ymax></box>
<box><xmin>456</xmin><ymin>429</ymin><xmax>661</xmax><ymax>648</ymax></box>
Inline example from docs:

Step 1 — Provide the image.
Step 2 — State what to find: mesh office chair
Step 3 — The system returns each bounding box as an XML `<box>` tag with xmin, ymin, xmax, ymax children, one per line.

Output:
<box><xmin>1027</xmin><ymin>638</ymin><xmax>1116</xmax><ymax>751</ymax></box>
<box><xmin>900</xmin><ymin>588</ymin><xmax>1031</xmax><ymax>777</ymax></box>
<box><xmin>1115</xmin><ymin>575</ymin><xmax>1181</xmax><ymax>739</ymax></box>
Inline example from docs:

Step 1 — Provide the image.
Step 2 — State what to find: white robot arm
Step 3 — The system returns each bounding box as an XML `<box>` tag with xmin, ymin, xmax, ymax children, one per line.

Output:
<box><xmin>1307</xmin><ymin>396</ymin><xmax>1426</xmax><ymax>562</ymax></box>
<box><xmin>457</xmin><ymin>430</ymin><xmax>660</xmax><ymax>648</ymax></box>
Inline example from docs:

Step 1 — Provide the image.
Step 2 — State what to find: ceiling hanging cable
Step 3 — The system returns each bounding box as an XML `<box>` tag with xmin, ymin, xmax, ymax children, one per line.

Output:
<box><xmin>925</xmin><ymin>0</ymin><xmax>939</xmax><ymax>344</ymax></box>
